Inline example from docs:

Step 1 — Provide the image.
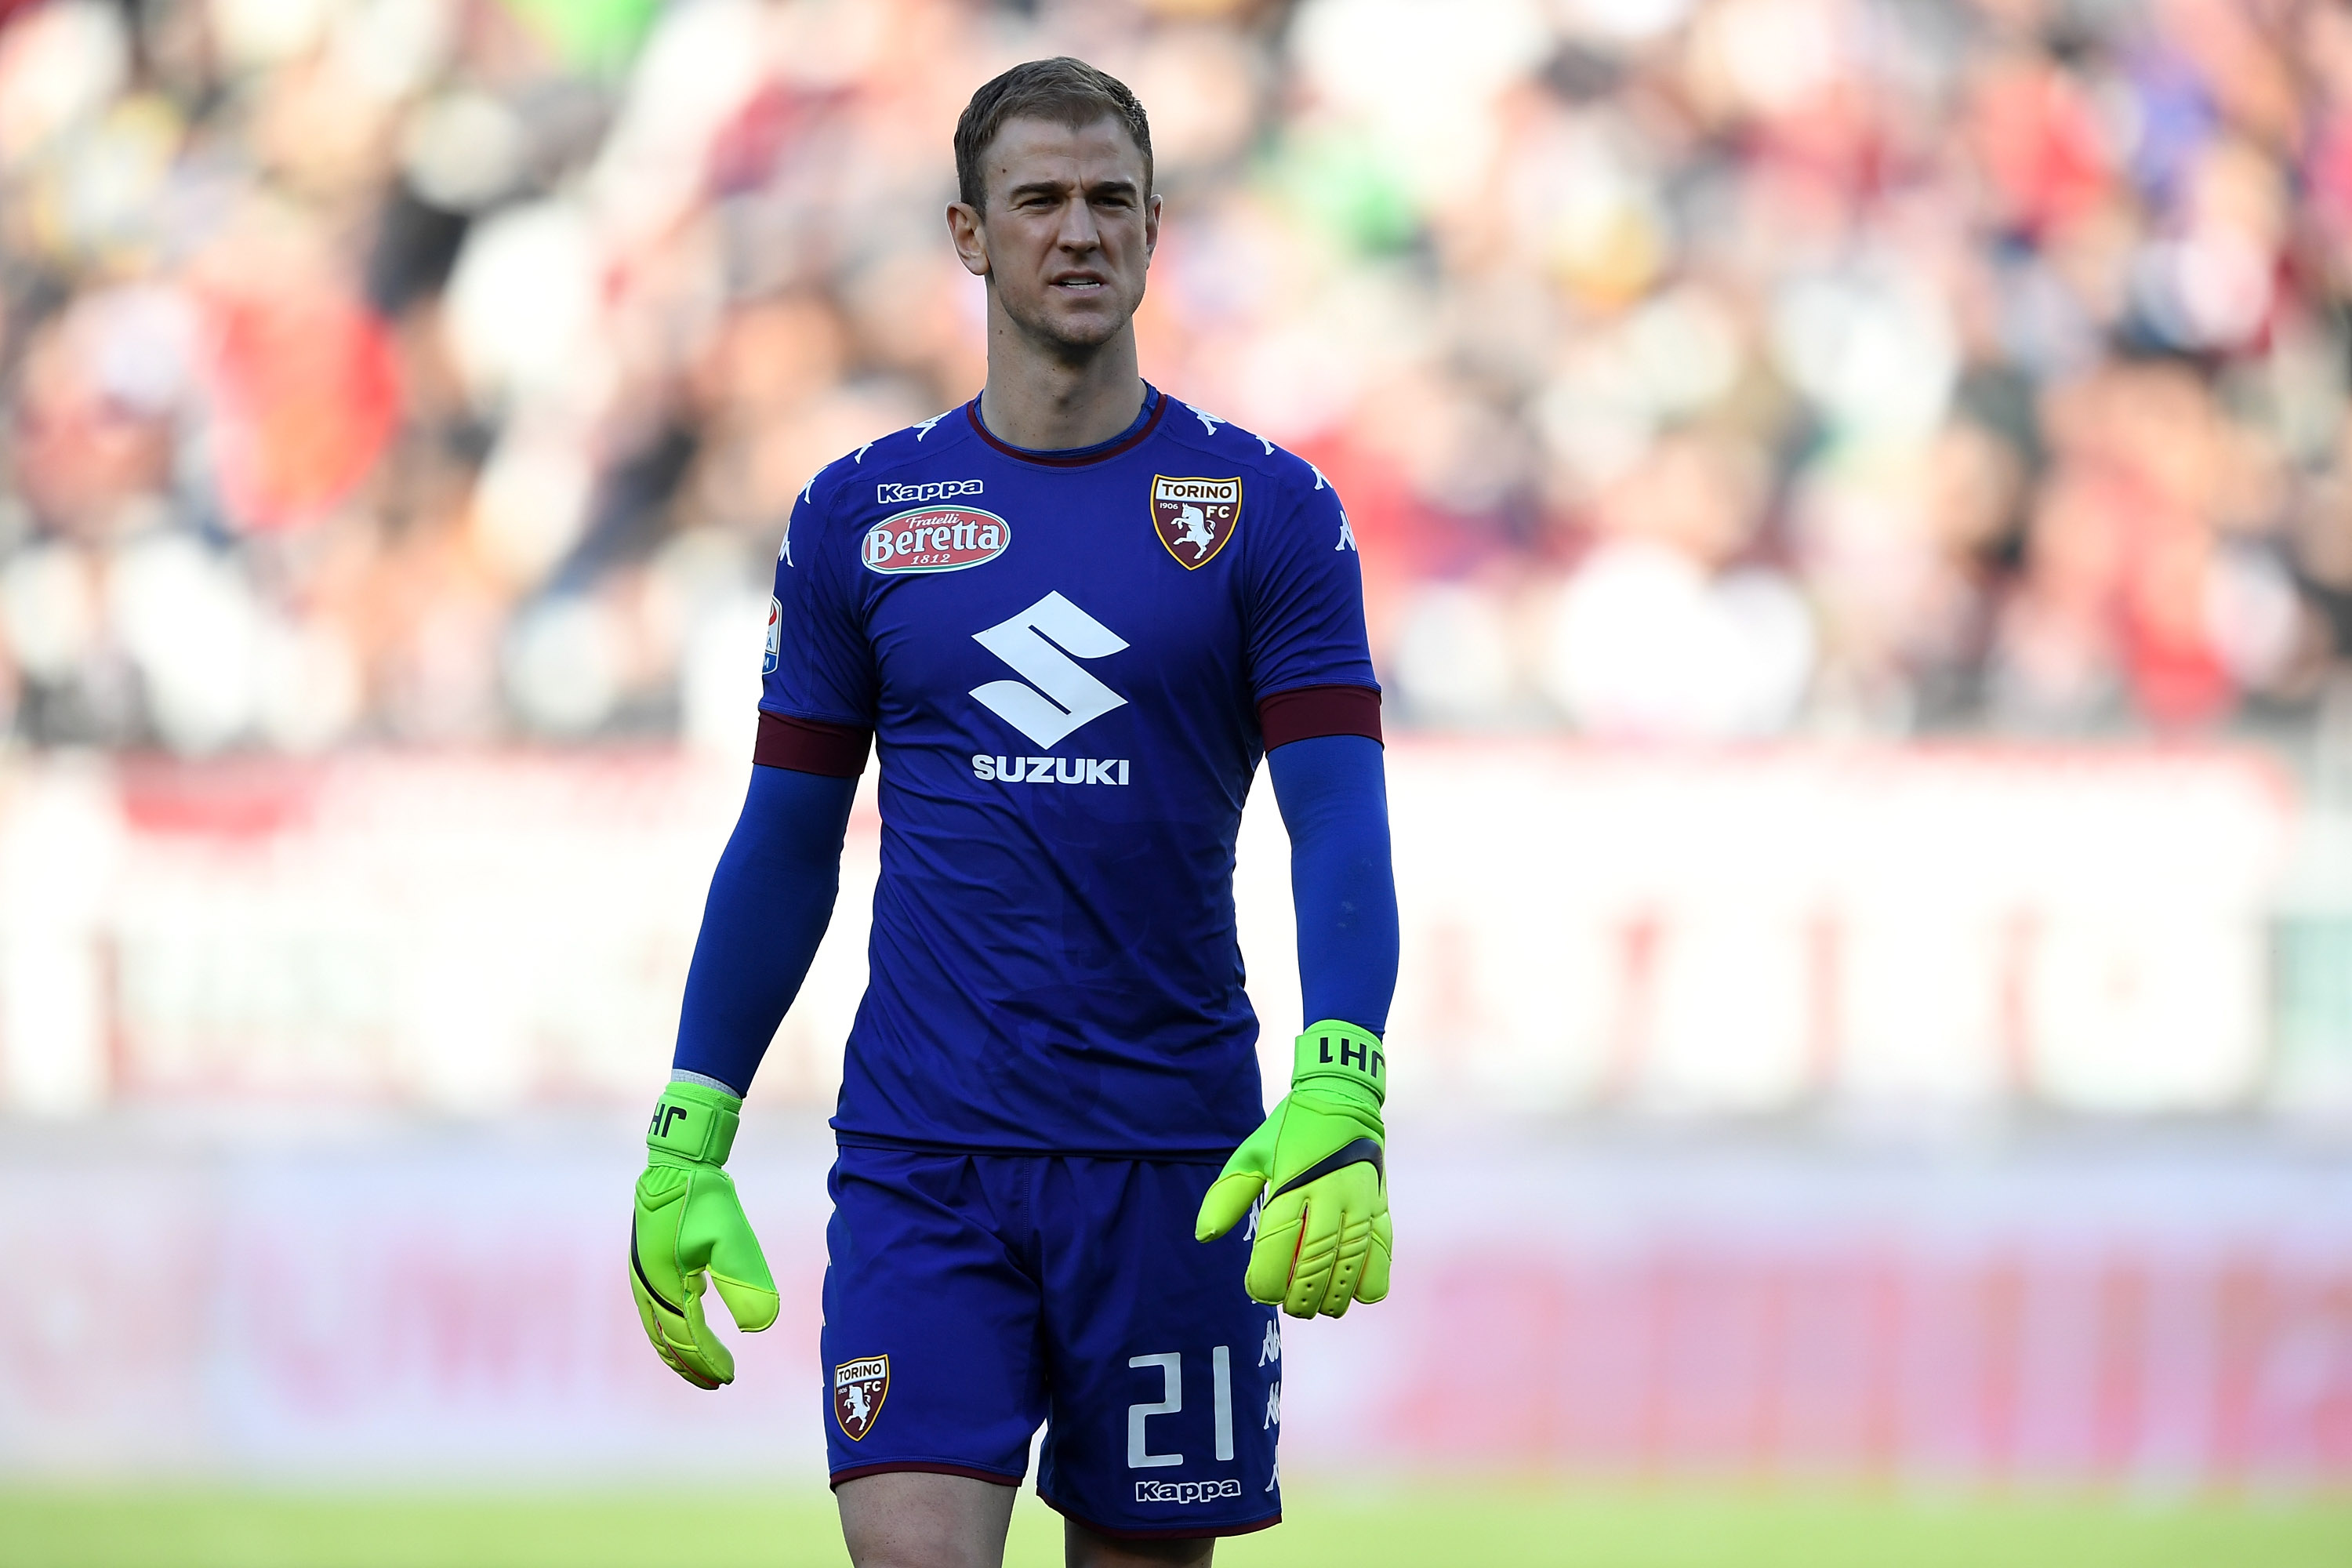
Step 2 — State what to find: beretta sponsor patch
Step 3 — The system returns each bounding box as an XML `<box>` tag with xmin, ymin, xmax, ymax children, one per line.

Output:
<box><xmin>833</xmin><ymin>1355</ymin><xmax>888</xmax><ymax>1440</ymax></box>
<box><xmin>863</xmin><ymin>506</ymin><xmax>1009</xmax><ymax>575</ymax></box>
<box><xmin>1151</xmin><ymin>476</ymin><xmax>1241</xmax><ymax>569</ymax></box>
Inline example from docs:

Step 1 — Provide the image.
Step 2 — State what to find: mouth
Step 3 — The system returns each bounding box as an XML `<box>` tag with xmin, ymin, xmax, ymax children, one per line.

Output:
<box><xmin>1051</xmin><ymin>274</ymin><xmax>1107</xmax><ymax>294</ymax></box>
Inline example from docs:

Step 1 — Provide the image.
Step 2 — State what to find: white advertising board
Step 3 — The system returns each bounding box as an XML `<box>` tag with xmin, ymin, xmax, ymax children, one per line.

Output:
<box><xmin>0</xmin><ymin>742</ymin><xmax>2296</xmax><ymax>1117</ymax></box>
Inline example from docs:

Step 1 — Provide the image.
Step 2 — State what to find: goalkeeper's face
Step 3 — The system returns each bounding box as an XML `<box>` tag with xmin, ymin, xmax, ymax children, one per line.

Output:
<box><xmin>951</xmin><ymin>114</ymin><xmax>1158</xmax><ymax>354</ymax></box>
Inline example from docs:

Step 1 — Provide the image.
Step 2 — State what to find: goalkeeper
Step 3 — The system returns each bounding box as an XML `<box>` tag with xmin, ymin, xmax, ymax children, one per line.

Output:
<box><xmin>629</xmin><ymin>56</ymin><xmax>1399</xmax><ymax>1568</ymax></box>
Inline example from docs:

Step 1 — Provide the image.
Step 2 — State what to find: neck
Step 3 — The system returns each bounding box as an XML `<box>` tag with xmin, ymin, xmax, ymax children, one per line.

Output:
<box><xmin>976</xmin><ymin>296</ymin><xmax>1145</xmax><ymax>450</ymax></box>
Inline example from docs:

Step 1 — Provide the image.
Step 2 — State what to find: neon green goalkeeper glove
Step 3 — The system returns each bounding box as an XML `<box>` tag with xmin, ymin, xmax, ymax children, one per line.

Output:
<box><xmin>1195</xmin><ymin>1020</ymin><xmax>1390</xmax><ymax>1319</ymax></box>
<box><xmin>630</xmin><ymin>1080</ymin><xmax>779</xmax><ymax>1388</ymax></box>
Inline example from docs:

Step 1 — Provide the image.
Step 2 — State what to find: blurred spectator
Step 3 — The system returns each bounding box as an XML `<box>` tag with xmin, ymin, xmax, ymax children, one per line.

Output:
<box><xmin>2</xmin><ymin>0</ymin><xmax>2352</xmax><ymax>752</ymax></box>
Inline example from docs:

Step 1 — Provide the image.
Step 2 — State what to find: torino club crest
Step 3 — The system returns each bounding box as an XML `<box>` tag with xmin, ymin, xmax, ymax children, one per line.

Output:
<box><xmin>1151</xmin><ymin>476</ymin><xmax>1240</xmax><ymax>568</ymax></box>
<box><xmin>834</xmin><ymin>1355</ymin><xmax>889</xmax><ymax>1441</ymax></box>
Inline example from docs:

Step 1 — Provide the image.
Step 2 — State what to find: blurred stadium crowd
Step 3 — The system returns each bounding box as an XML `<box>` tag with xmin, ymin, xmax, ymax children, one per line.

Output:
<box><xmin>2</xmin><ymin>0</ymin><xmax>2350</xmax><ymax>751</ymax></box>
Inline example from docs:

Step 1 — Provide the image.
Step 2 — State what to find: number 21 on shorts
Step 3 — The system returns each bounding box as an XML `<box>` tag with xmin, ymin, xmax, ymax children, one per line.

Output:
<box><xmin>1126</xmin><ymin>1342</ymin><xmax>1274</xmax><ymax>1468</ymax></box>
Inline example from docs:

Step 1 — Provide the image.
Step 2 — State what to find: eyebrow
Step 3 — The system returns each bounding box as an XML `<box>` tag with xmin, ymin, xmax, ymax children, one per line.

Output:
<box><xmin>1004</xmin><ymin>174</ymin><xmax>1141</xmax><ymax>202</ymax></box>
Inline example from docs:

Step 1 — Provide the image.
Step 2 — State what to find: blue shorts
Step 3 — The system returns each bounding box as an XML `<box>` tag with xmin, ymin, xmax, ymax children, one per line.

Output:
<box><xmin>820</xmin><ymin>1143</ymin><xmax>1283</xmax><ymax>1540</ymax></box>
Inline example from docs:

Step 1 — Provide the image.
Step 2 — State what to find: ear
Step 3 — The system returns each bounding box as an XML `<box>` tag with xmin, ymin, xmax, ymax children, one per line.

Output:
<box><xmin>1143</xmin><ymin>191</ymin><xmax>1162</xmax><ymax>266</ymax></box>
<box><xmin>947</xmin><ymin>201</ymin><xmax>990</xmax><ymax>278</ymax></box>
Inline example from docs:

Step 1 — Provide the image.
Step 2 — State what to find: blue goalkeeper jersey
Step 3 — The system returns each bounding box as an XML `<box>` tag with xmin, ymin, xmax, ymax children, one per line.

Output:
<box><xmin>757</xmin><ymin>387</ymin><xmax>1378</xmax><ymax>1157</ymax></box>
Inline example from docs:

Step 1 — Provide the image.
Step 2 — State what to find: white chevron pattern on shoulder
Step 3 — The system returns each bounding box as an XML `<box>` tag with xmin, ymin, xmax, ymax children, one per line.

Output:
<box><xmin>913</xmin><ymin>412</ymin><xmax>948</xmax><ymax>441</ymax></box>
<box><xmin>1308</xmin><ymin>463</ymin><xmax>1331</xmax><ymax>491</ymax></box>
<box><xmin>1255</xmin><ymin>434</ymin><xmax>1274</xmax><ymax>455</ymax></box>
<box><xmin>852</xmin><ymin>441</ymin><xmax>874</xmax><ymax>463</ymax></box>
<box><xmin>801</xmin><ymin>474</ymin><xmax>816</xmax><ymax>505</ymax></box>
<box><xmin>1184</xmin><ymin>403</ymin><xmax>1225</xmax><ymax>437</ymax></box>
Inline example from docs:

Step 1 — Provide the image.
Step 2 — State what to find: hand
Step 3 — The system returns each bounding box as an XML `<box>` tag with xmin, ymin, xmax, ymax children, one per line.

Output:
<box><xmin>629</xmin><ymin>1080</ymin><xmax>779</xmax><ymax>1388</ymax></box>
<box><xmin>1195</xmin><ymin>1020</ymin><xmax>1391</xmax><ymax>1319</ymax></box>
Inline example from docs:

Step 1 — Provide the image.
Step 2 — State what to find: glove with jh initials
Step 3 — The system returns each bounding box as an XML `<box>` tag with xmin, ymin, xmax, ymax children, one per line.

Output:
<box><xmin>629</xmin><ymin>1080</ymin><xmax>779</xmax><ymax>1388</ymax></box>
<box><xmin>1194</xmin><ymin>1020</ymin><xmax>1390</xmax><ymax>1319</ymax></box>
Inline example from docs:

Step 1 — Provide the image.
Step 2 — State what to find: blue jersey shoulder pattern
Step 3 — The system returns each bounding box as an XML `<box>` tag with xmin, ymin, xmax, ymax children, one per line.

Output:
<box><xmin>767</xmin><ymin>414</ymin><xmax>971</xmax><ymax>727</ymax></box>
<box><xmin>1147</xmin><ymin>404</ymin><xmax>1370</xmax><ymax>703</ymax></box>
<box><xmin>761</xmin><ymin>389</ymin><xmax>1374</xmax><ymax>1157</ymax></box>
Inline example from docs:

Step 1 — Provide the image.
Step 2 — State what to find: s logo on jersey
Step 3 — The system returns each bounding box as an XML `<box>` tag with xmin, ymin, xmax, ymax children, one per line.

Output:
<box><xmin>1152</xmin><ymin>477</ymin><xmax>1240</xmax><ymax>569</ymax></box>
<box><xmin>970</xmin><ymin>592</ymin><xmax>1128</xmax><ymax>748</ymax></box>
<box><xmin>864</xmin><ymin>506</ymin><xmax>1009</xmax><ymax>575</ymax></box>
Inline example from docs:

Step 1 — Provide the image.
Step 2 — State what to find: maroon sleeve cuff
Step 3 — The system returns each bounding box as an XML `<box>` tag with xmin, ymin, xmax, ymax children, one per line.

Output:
<box><xmin>1258</xmin><ymin>684</ymin><xmax>1382</xmax><ymax>750</ymax></box>
<box><xmin>753</xmin><ymin>709</ymin><xmax>873</xmax><ymax>777</ymax></box>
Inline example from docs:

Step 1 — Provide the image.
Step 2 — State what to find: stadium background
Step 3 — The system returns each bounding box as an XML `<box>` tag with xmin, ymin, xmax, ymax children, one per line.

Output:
<box><xmin>1</xmin><ymin>0</ymin><xmax>2350</xmax><ymax>1562</ymax></box>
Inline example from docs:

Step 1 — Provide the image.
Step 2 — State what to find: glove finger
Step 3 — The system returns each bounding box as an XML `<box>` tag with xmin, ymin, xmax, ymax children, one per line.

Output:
<box><xmin>1196</xmin><ymin>1109</ymin><xmax>1284</xmax><ymax>1242</ymax></box>
<box><xmin>710</xmin><ymin>1272</ymin><xmax>780</xmax><ymax>1334</ymax></box>
<box><xmin>627</xmin><ymin>1260</ymin><xmax>678</xmax><ymax>1370</ymax></box>
<box><xmin>673</xmin><ymin>1278</ymin><xmax>738</xmax><ymax>1386</ymax></box>
<box><xmin>693</xmin><ymin>1184</ymin><xmax>780</xmax><ymax>1334</ymax></box>
<box><xmin>1282</xmin><ymin>1194</ymin><xmax>1345</xmax><ymax>1318</ymax></box>
<box><xmin>633</xmin><ymin>1173</ymin><xmax>739</xmax><ymax>1388</ymax></box>
<box><xmin>1194</xmin><ymin>1171</ymin><xmax>1267</xmax><ymax>1243</ymax></box>
<box><xmin>1323</xmin><ymin>1212</ymin><xmax>1367</xmax><ymax>1315</ymax></box>
<box><xmin>633</xmin><ymin>1168</ymin><xmax>695</xmax><ymax>1299</ymax></box>
<box><xmin>630</xmin><ymin>1243</ymin><xmax>722</xmax><ymax>1389</ymax></box>
<box><xmin>1243</xmin><ymin>1189</ymin><xmax>1306</xmax><ymax>1305</ymax></box>
<box><xmin>1356</xmin><ymin>1209</ymin><xmax>1393</xmax><ymax>1305</ymax></box>
<box><xmin>1321</xmin><ymin>1168</ymin><xmax>1387</xmax><ymax>1312</ymax></box>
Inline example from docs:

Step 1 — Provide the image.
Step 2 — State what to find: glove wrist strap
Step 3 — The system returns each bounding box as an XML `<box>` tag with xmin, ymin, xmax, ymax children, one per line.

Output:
<box><xmin>647</xmin><ymin>1080</ymin><xmax>741</xmax><ymax>1166</ymax></box>
<box><xmin>1291</xmin><ymin>1018</ymin><xmax>1385</xmax><ymax>1108</ymax></box>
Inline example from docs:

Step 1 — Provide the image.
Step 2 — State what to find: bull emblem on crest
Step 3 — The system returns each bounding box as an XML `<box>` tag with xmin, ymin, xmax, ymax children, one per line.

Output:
<box><xmin>1151</xmin><ymin>476</ymin><xmax>1243</xmax><ymax>570</ymax></box>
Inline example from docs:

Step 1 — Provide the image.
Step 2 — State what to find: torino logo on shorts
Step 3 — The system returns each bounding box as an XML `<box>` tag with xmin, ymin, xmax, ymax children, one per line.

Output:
<box><xmin>1135</xmin><ymin>1479</ymin><xmax>1243</xmax><ymax>1505</ymax></box>
<box><xmin>834</xmin><ymin>1356</ymin><xmax>889</xmax><ymax>1441</ymax></box>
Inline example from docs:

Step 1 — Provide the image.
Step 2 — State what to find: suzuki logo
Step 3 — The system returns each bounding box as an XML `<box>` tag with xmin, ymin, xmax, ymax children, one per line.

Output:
<box><xmin>970</xmin><ymin>592</ymin><xmax>1128</xmax><ymax>748</ymax></box>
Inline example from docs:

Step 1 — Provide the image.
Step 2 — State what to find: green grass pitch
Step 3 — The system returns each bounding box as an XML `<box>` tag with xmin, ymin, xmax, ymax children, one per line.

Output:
<box><xmin>2</xmin><ymin>1484</ymin><xmax>2348</xmax><ymax>1567</ymax></box>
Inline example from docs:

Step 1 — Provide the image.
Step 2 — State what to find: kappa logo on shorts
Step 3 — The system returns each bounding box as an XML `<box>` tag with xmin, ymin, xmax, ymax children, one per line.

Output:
<box><xmin>834</xmin><ymin>1355</ymin><xmax>889</xmax><ymax>1441</ymax></box>
<box><xmin>1151</xmin><ymin>477</ymin><xmax>1240</xmax><ymax>569</ymax></box>
<box><xmin>1135</xmin><ymin>1479</ymin><xmax>1243</xmax><ymax>1505</ymax></box>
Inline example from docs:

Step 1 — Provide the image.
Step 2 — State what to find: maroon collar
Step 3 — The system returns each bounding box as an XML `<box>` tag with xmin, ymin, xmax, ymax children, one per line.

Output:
<box><xmin>964</xmin><ymin>389</ymin><xmax>1167</xmax><ymax>467</ymax></box>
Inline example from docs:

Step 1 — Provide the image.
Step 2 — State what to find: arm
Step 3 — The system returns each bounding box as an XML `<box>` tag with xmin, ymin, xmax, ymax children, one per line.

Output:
<box><xmin>635</xmin><ymin>459</ymin><xmax>878</xmax><ymax>1390</ymax></box>
<box><xmin>633</xmin><ymin>754</ymin><xmax>859</xmax><ymax>1390</ymax></box>
<box><xmin>1194</xmin><ymin>727</ymin><xmax>1396</xmax><ymax>1318</ymax></box>
<box><xmin>1196</xmin><ymin>463</ymin><xmax>1395</xmax><ymax>1319</ymax></box>
<box><xmin>1265</xmin><ymin>733</ymin><xmax>1398</xmax><ymax>1036</ymax></box>
<box><xmin>670</xmin><ymin>760</ymin><xmax>860</xmax><ymax>1095</ymax></box>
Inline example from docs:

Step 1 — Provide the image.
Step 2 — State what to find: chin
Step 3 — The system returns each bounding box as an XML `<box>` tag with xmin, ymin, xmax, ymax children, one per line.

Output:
<box><xmin>1041</xmin><ymin>317</ymin><xmax>1122</xmax><ymax>350</ymax></box>
<box><xmin>1011</xmin><ymin>295</ymin><xmax>1132</xmax><ymax>350</ymax></box>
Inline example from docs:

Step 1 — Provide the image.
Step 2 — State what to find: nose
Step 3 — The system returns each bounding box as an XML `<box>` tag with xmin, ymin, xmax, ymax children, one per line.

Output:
<box><xmin>1056</xmin><ymin>198</ymin><xmax>1102</xmax><ymax>254</ymax></box>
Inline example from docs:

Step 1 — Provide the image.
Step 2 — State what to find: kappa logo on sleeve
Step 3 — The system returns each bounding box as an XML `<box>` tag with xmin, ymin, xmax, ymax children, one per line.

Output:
<box><xmin>833</xmin><ymin>1356</ymin><xmax>889</xmax><ymax>1441</ymax></box>
<box><xmin>1151</xmin><ymin>477</ymin><xmax>1240</xmax><ymax>569</ymax></box>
